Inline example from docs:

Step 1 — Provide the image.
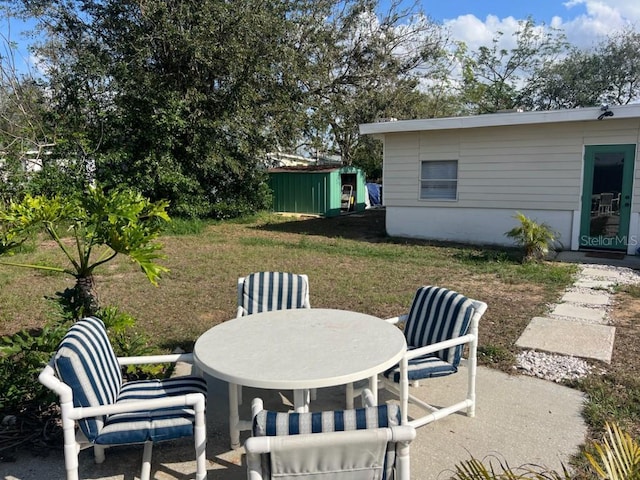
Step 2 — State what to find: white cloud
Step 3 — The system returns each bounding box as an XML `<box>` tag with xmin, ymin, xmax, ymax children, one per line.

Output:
<box><xmin>444</xmin><ymin>0</ymin><xmax>640</xmax><ymax>52</ymax></box>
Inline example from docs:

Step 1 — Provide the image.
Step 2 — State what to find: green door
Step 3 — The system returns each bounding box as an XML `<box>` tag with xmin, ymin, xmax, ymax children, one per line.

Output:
<box><xmin>580</xmin><ymin>144</ymin><xmax>636</xmax><ymax>250</ymax></box>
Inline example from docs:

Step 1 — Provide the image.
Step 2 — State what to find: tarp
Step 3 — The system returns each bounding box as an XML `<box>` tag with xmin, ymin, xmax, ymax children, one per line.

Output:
<box><xmin>366</xmin><ymin>183</ymin><xmax>382</xmax><ymax>206</ymax></box>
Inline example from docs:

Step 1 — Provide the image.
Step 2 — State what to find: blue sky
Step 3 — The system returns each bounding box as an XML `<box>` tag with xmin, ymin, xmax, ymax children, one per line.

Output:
<box><xmin>411</xmin><ymin>0</ymin><xmax>640</xmax><ymax>50</ymax></box>
<box><xmin>420</xmin><ymin>0</ymin><xmax>586</xmax><ymax>23</ymax></box>
<box><xmin>3</xmin><ymin>0</ymin><xmax>640</xmax><ymax>73</ymax></box>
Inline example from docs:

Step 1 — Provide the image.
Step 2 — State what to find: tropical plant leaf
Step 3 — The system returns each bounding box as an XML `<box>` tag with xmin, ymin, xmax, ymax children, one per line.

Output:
<box><xmin>585</xmin><ymin>422</ymin><xmax>640</xmax><ymax>479</ymax></box>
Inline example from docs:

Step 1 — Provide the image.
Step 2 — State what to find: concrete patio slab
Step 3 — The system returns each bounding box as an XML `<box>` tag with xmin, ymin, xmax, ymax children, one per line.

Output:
<box><xmin>1</xmin><ymin>367</ymin><xmax>587</xmax><ymax>480</ymax></box>
<box><xmin>516</xmin><ymin>316</ymin><xmax>615</xmax><ymax>363</ymax></box>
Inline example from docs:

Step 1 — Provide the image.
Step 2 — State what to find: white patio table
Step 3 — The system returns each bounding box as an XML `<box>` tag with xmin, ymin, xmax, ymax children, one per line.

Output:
<box><xmin>193</xmin><ymin>308</ymin><xmax>407</xmax><ymax>449</ymax></box>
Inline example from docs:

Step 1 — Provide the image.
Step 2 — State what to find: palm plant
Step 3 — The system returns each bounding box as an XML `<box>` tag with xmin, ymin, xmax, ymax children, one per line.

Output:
<box><xmin>452</xmin><ymin>422</ymin><xmax>640</xmax><ymax>480</ymax></box>
<box><xmin>585</xmin><ymin>422</ymin><xmax>640</xmax><ymax>479</ymax></box>
<box><xmin>505</xmin><ymin>212</ymin><xmax>558</xmax><ymax>263</ymax></box>
<box><xmin>0</xmin><ymin>185</ymin><xmax>170</xmax><ymax>317</ymax></box>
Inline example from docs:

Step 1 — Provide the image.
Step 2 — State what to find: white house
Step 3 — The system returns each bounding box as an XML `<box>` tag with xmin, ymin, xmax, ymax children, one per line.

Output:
<box><xmin>360</xmin><ymin>104</ymin><xmax>640</xmax><ymax>255</ymax></box>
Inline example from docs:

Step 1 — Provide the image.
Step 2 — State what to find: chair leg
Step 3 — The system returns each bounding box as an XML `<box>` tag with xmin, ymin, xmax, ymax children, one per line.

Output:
<box><xmin>400</xmin><ymin>357</ymin><xmax>409</xmax><ymax>425</ymax></box>
<box><xmin>61</xmin><ymin>403</ymin><xmax>80</xmax><ymax>480</ymax></box>
<box><xmin>396</xmin><ymin>439</ymin><xmax>412</xmax><ymax>480</ymax></box>
<box><xmin>466</xmin><ymin>356</ymin><xmax>478</xmax><ymax>417</ymax></box>
<box><xmin>194</xmin><ymin>394</ymin><xmax>208</xmax><ymax>480</ymax></box>
<box><xmin>93</xmin><ymin>444</ymin><xmax>106</xmax><ymax>463</ymax></box>
<box><xmin>140</xmin><ymin>441</ymin><xmax>153</xmax><ymax>480</ymax></box>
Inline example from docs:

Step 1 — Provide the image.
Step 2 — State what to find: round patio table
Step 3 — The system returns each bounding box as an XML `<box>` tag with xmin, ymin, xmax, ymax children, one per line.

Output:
<box><xmin>193</xmin><ymin>308</ymin><xmax>407</xmax><ymax>448</ymax></box>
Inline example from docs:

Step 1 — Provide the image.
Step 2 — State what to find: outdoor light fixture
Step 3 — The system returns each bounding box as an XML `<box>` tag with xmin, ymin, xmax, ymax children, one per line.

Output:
<box><xmin>598</xmin><ymin>104</ymin><xmax>614</xmax><ymax>120</ymax></box>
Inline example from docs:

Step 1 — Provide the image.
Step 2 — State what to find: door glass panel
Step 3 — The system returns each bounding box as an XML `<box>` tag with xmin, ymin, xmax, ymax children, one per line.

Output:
<box><xmin>589</xmin><ymin>152</ymin><xmax>624</xmax><ymax>240</ymax></box>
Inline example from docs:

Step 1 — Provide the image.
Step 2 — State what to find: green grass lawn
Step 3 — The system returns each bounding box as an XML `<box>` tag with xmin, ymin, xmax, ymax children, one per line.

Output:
<box><xmin>0</xmin><ymin>210</ymin><xmax>575</xmax><ymax>368</ymax></box>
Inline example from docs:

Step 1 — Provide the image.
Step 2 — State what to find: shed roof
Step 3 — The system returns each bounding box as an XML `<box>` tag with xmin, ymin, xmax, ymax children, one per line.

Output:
<box><xmin>267</xmin><ymin>165</ymin><xmax>353</xmax><ymax>173</ymax></box>
<box><xmin>359</xmin><ymin>104</ymin><xmax>640</xmax><ymax>135</ymax></box>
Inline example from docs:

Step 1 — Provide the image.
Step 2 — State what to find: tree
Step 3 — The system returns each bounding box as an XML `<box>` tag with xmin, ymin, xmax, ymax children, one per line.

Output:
<box><xmin>460</xmin><ymin>18</ymin><xmax>568</xmax><ymax>114</ymax></box>
<box><xmin>0</xmin><ymin>24</ymin><xmax>62</xmax><ymax>201</ymax></box>
<box><xmin>7</xmin><ymin>0</ymin><xmax>305</xmax><ymax>217</ymax></box>
<box><xmin>527</xmin><ymin>28</ymin><xmax>640</xmax><ymax>110</ymax></box>
<box><xmin>0</xmin><ymin>185</ymin><xmax>170</xmax><ymax>317</ymax></box>
<box><xmin>523</xmin><ymin>47</ymin><xmax>605</xmax><ymax>110</ymax></box>
<box><xmin>295</xmin><ymin>0</ymin><xmax>450</xmax><ymax>165</ymax></box>
<box><xmin>5</xmin><ymin>0</ymin><xmax>452</xmax><ymax>208</ymax></box>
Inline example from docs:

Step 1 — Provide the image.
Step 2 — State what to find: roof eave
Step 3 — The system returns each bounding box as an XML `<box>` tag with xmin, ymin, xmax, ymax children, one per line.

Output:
<box><xmin>359</xmin><ymin>104</ymin><xmax>640</xmax><ymax>135</ymax></box>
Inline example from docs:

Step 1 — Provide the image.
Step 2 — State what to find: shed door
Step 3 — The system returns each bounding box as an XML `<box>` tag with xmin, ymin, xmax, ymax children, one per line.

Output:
<box><xmin>580</xmin><ymin>144</ymin><xmax>635</xmax><ymax>251</ymax></box>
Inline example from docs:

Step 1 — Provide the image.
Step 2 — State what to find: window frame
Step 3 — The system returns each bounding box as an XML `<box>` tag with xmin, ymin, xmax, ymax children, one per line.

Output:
<box><xmin>419</xmin><ymin>160</ymin><xmax>458</xmax><ymax>201</ymax></box>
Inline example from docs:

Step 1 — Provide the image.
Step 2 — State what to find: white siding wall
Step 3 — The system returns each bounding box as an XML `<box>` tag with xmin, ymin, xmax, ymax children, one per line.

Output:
<box><xmin>386</xmin><ymin>206</ymin><xmax>574</xmax><ymax>248</ymax></box>
<box><xmin>382</xmin><ymin>117</ymin><xmax>640</xmax><ymax>252</ymax></box>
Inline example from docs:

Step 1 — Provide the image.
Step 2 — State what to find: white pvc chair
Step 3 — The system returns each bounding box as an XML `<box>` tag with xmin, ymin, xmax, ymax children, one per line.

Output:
<box><xmin>347</xmin><ymin>286</ymin><xmax>487</xmax><ymax>429</ymax></box>
<box><xmin>39</xmin><ymin>317</ymin><xmax>208</xmax><ymax>480</ymax></box>
<box><xmin>245</xmin><ymin>389</ymin><xmax>415</xmax><ymax>480</ymax></box>
<box><xmin>236</xmin><ymin>271</ymin><xmax>313</xmax><ymax>405</ymax></box>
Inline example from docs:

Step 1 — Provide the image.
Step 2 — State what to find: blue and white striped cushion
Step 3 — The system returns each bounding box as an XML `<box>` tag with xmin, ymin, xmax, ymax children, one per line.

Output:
<box><xmin>54</xmin><ymin>317</ymin><xmax>122</xmax><ymax>441</ymax></box>
<box><xmin>96</xmin><ymin>376</ymin><xmax>208</xmax><ymax>445</ymax></box>
<box><xmin>403</xmin><ymin>286</ymin><xmax>474</xmax><ymax>366</ymax></box>
<box><xmin>253</xmin><ymin>404</ymin><xmax>401</xmax><ymax>437</ymax></box>
<box><xmin>242</xmin><ymin>272</ymin><xmax>309</xmax><ymax>315</ymax></box>
<box><xmin>253</xmin><ymin>404</ymin><xmax>401</xmax><ymax>480</ymax></box>
<box><xmin>383</xmin><ymin>350</ymin><xmax>458</xmax><ymax>383</ymax></box>
<box><xmin>54</xmin><ymin>316</ymin><xmax>208</xmax><ymax>446</ymax></box>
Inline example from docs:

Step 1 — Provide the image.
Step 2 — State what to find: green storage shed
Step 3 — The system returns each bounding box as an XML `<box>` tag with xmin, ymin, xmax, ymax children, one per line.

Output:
<box><xmin>268</xmin><ymin>165</ymin><xmax>367</xmax><ymax>217</ymax></box>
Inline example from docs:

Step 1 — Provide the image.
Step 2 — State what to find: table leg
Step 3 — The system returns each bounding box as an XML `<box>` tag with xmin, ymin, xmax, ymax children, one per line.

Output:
<box><xmin>345</xmin><ymin>383</ymin><xmax>354</xmax><ymax>409</ymax></box>
<box><xmin>369</xmin><ymin>375</ymin><xmax>378</xmax><ymax>405</ymax></box>
<box><xmin>293</xmin><ymin>389</ymin><xmax>310</xmax><ymax>413</ymax></box>
<box><xmin>228</xmin><ymin>382</ymin><xmax>241</xmax><ymax>449</ymax></box>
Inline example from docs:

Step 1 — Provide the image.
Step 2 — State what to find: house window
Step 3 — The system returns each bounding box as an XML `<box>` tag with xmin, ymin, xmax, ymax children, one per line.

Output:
<box><xmin>420</xmin><ymin>160</ymin><xmax>458</xmax><ymax>200</ymax></box>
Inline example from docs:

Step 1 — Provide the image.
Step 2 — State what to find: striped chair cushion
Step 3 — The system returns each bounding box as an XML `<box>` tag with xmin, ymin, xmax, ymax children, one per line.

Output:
<box><xmin>403</xmin><ymin>286</ymin><xmax>474</xmax><ymax>366</ymax></box>
<box><xmin>95</xmin><ymin>376</ymin><xmax>208</xmax><ymax>445</ymax></box>
<box><xmin>241</xmin><ymin>272</ymin><xmax>309</xmax><ymax>315</ymax></box>
<box><xmin>253</xmin><ymin>404</ymin><xmax>401</xmax><ymax>437</ymax></box>
<box><xmin>383</xmin><ymin>350</ymin><xmax>458</xmax><ymax>383</ymax></box>
<box><xmin>54</xmin><ymin>316</ymin><xmax>122</xmax><ymax>441</ymax></box>
<box><xmin>253</xmin><ymin>404</ymin><xmax>401</xmax><ymax>480</ymax></box>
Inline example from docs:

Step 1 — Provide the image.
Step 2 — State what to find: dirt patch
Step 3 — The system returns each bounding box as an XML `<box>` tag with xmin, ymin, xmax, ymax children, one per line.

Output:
<box><xmin>258</xmin><ymin>209</ymin><xmax>387</xmax><ymax>242</ymax></box>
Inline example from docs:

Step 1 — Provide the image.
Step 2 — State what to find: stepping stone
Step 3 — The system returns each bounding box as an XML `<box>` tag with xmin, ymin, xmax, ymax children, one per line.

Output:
<box><xmin>552</xmin><ymin>303</ymin><xmax>607</xmax><ymax>323</ymax></box>
<box><xmin>574</xmin><ymin>279</ymin><xmax>615</xmax><ymax>289</ymax></box>
<box><xmin>581</xmin><ymin>268</ymin><xmax>625</xmax><ymax>280</ymax></box>
<box><xmin>561</xmin><ymin>291</ymin><xmax>609</xmax><ymax>305</ymax></box>
<box><xmin>516</xmin><ymin>317</ymin><xmax>615</xmax><ymax>363</ymax></box>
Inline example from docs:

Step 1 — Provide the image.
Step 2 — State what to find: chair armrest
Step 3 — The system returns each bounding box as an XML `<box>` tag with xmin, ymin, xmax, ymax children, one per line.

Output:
<box><xmin>68</xmin><ymin>392</ymin><xmax>206</xmax><ymax>421</ymax></box>
<box><xmin>404</xmin><ymin>333</ymin><xmax>476</xmax><ymax>361</ymax></box>
<box><xmin>385</xmin><ymin>313</ymin><xmax>408</xmax><ymax>325</ymax></box>
<box><xmin>251</xmin><ymin>397</ymin><xmax>265</xmax><ymax>419</ymax></box>
<box><xmin>117</xmin><ymin>352</ymin><xmax>194</xmax><ymax>366</ymax></box>
<box><xmin>361</xmin><ymin>388</ymin><xmax>376</xmax><ymax>407</ymax></box>
<box><xmin>39</xmin><ymin>363</ymin><xmax>73</xmax><ymax>403</ymax></box>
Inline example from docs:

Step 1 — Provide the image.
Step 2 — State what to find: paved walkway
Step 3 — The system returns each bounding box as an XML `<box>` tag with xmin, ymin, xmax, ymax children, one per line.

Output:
<box><xmin>4</xmin><ymin>252</ymin><xmax>639</xmax><ymax>480</ymax></box>
<box><xmin>517</xmin><ymin>252</ymin><xmax>640</xmax><ymax>363</ymax></box>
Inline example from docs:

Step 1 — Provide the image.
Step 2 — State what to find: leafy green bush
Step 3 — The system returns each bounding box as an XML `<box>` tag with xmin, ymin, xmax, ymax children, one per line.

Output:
<box><xmin>505</xmin><ymin>212</ymin><xmax>559</xmax><ymax>263</ymax></box>
<box><xmin>97</xmin><ymin>306</ymin><xmax>167</xmax><ymax>379</ymax></box>
<box><xmin>0</xmin><ymin>323</ymin><xmax>68</xmax><ymax>412</ymax></box>
<box><xmin>0</xmin><ymin>306</ymin><xmax>166</xmax><ymax>416</ymax></box>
